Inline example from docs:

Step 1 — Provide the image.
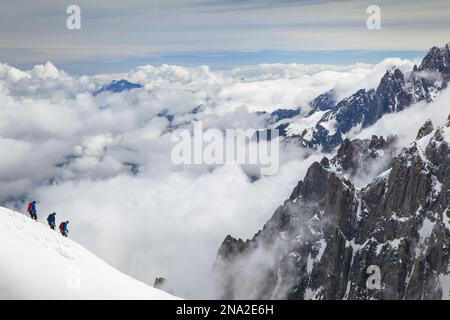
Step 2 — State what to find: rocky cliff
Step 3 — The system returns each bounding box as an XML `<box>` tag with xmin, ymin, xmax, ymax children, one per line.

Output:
<box><xmin>213</xmin><ymin>116</ymin><xmax>450</xmax><ymax>300</ymax></box>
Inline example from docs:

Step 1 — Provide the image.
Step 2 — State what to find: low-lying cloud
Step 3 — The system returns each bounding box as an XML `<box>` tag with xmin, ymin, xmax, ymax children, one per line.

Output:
<box><xmin>0</xmin><ymin>58</ymin><xmax>426</xmax><ymax>297</ymax></box>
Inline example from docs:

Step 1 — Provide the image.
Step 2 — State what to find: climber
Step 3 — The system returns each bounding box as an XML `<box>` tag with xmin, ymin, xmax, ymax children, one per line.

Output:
<box><xmin>59</xmin><ymin>221</ymin><xmax>69</xmax><ymax>237</ymax></box>
<box><xmin>47</xmin><ymin>212</ymin><xmax>56</xmax><ymax>230</ymax></box>
<box><xmin>27</xmin><ymin>201</ymin><xmax>37</xmax><ymax>221</ymax></box>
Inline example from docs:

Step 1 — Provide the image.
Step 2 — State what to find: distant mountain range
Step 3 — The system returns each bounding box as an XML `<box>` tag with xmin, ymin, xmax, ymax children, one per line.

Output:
<box><xmin>271</xmin><ymin>44</ymin><xmax>450</xmax><ymax>152</ymax></box>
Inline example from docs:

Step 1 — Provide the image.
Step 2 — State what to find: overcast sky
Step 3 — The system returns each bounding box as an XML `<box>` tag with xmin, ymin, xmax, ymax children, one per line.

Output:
<box><xmin>0</xmin><ymin>0</ymin><xmax>449</xmax><ymax>73</ymax></box>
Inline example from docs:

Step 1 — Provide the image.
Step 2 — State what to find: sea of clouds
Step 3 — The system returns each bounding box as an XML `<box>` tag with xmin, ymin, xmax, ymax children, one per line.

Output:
<box><xmin>1</xmin><ymin>56</ymin><xmax>438</xmax><ymax>298</ymax></box>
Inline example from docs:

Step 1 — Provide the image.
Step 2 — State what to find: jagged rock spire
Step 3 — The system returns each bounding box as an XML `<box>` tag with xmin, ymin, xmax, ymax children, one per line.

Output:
<box><xmin>416</xmin><ymin>119</ymin><xmax>434</xmax><ymax>140</ymax></box>
<box><xmin>213</xmin><ymin>120</ymin><xmax>450</xmax><ymax>300</ymax></box>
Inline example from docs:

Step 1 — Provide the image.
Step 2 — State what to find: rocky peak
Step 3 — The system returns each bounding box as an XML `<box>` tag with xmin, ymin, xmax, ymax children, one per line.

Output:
<box><xmin>93</xmin><ymin>79</ymin><xmax>143</xmax><ymax>96</ymax></box>
<box><xmin>320</xmin><ymin>156</ymin><xmax>330</xmax><ymax>168</ymax></box>
<box><xmin>416</xmin><ymin>119</ymin><xmax>434</xmax><ymax>140</ymax></box>
<box><xmin>269</xmin><ymin>108</ymin><xmax>301</xmax><ymax>123</ymax></box>
<box><xmin>289</xmin><ymin>161</ymin><xmax>329</xmax><ymax>202</ymax></box>
<box><xmin>363</xmin><ymin>67</ymin><xmax>415</xmax><ymax>128</ymax></box>
<box><xmin>308</xmin><ymin>90</ymin><xmax>337</xmax><ymax>115</ymax></box>
<box><xmin>331</xmin><ymin>135</ymin><xmax>397</xmax><ymax>177</ymax></box>
<box><xmin>216</xmin><ymin>235</ymin><xmax>247</xmax><ymax>262</ymax></box>
<box><xmin>368</xmin><ymin>135</ymin><xmax>386</xmax><ymax>149</ymax></box>
<box><xmin>377</xmin><ymin>69</ymin><xmax>405</xmax><ymax>94</ymax></box>
<box><xmin>419</xmin><ymin>44</ymin><xmax>450</xmax><ymax>83</ymax></box>
<box><xmin>334</xmin><ymin>138</ymin><xmax>360</xmax><ymax>172</ymax></box>
<box><xmin>300</xmin><ymin>89</ymin><xmax>376</xmax><ymax>152</ymax></box>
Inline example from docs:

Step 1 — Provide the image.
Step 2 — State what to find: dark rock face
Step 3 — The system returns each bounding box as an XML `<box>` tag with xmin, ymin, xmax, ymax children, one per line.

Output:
<box><xmin>417</xmin><ymin>120</ymin><xmax>434</xmax><ymax>140</ymax></box>
<box><xmin>269</xmin><ymin>108</ymin><xmax>301</xmax><ymax>123</ymax></box>
<box><xmin>330</xmin><ymin>135</ymin><xmax>397</xmax><ymax>179</ymax></box>
<box><xmin>217</xmin><ymin>235</ymin><xmax>247</xmax><ymax>261</ymax></box>
<box><xmin>302</xmin><ymin>89</ymin><xmax>375</xmax><ymax>152</ymax></box>
<box><xmin>308</xmin><ymin>90</ymin><xmax>337</xmax><ymax>114</ymax></box>
<box><xmin>154</xmin><ymin>277</ymin><xmax>167</xmax><ymax>289</ymax></box>
<box><xmin>363</xmin><ymin>69</ymin><xmax>414</xmax><ymax>128</ymax></box>
<box><xmin>213</xmin><ymin>118</ymin><xmax>450</xmax><ymax>300</ymax></box>
<box><xmin>419</xmin><ymin>45</ymin><xmax>450</xmax><ymax>86</ymax></box>
<box><xmin>289</xmin><ymin>162</ymin><xmax>330</xmax><ymax>202</ymax></box>
<box><xmin>282</xmin><ymin>44</ymin><xmax>450</xmax><ymax>152</ymax></box>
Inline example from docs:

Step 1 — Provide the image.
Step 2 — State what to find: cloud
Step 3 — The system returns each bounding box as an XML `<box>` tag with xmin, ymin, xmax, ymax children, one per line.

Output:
<box><xmin>0</xmin><ymin>58</ymin><xmax>417</xmax><ymax>110</ymax></box>
<box><xmin>34</xmin><ymin>155</ymin><xmax>321</xmax><ymax>297</ymax></box>
<box><xmin>354</xmin><ymin>87</ymin><xmax>450</xmax><ymax>148</ymax></box>
<box><xmin>0</xmin><ymin>57</ymin><xmax>425</xmax><ymax>297</ymax></box>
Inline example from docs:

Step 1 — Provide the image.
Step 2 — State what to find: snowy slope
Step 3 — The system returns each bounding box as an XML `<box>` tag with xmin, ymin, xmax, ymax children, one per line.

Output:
<box><xmin>0</xmin><ymin>207</ymin><xmax>179</xmax><ymax>300</ymax></box>
<box><xmin>284</xmin><ymin>110</ymin><xmax>326</xmax><ymax>139</ymax></box>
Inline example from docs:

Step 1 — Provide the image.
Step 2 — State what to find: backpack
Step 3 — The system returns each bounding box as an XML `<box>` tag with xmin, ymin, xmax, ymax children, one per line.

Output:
<box><xmin>27</xmin><ymin>202</ymin><xmax>33</xmax><ymax>212</ymax></box>
<box><xmin>59</xmin><ymin>222</ymin><xmax>65</xmax><ymax>231</ymax></box>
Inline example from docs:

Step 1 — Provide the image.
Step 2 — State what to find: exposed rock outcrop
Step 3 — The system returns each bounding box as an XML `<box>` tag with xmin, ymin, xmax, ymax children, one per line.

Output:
<box><xmin>416</xmin><ymin>119</ymin><xmax>434</xmax><ymax>140</ymax></box>
<box><xmin>213</xmin><ymin>116</ymin><xmax>450</xmax><ymax>300</ymax></box>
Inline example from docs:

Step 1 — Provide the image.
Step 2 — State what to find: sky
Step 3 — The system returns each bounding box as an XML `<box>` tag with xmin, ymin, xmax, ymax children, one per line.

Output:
<box><xmin>0</xmin><ymin>0</ymin><xmax>449</xmax><ymax>73</ymax></box>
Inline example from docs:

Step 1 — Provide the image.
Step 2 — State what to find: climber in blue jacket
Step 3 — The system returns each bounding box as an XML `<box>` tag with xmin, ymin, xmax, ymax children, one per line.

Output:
<box><xmin>47</xmin><ymin>212</ymin><xmax>56</xmax><ymax>230</ymax></box>
<box><xmin>27</xmin><ymin>201</ymin><xmax>37</xmax><ymax>220</ymax></box>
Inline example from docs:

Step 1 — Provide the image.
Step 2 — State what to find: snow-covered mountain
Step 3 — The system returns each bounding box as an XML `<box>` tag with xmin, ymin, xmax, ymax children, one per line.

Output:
<box><xmin>93</xmin><ymin>79</ymin><xmax>143</xmax><ymax>96</ymax></box>
<box><xmin>213</xmin><ymin>115</ymin><xmax>450</xmax><ymax>300</ymax></box>
<box><xmin>276</xmin><ymin>44</ymin><xmax>450</xmax><ymax>152</ymax></box>
<box><xmin>0</xmin><ymin>207</ymin><xmax>178</xmax><ymax>300</ymax></box>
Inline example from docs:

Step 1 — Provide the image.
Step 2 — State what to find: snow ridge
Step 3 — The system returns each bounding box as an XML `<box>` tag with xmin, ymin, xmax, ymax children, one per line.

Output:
<box><xmin>0</xmin><ymin>207</ymin><xmax>179</xmax><ymax>300</ymax></box>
